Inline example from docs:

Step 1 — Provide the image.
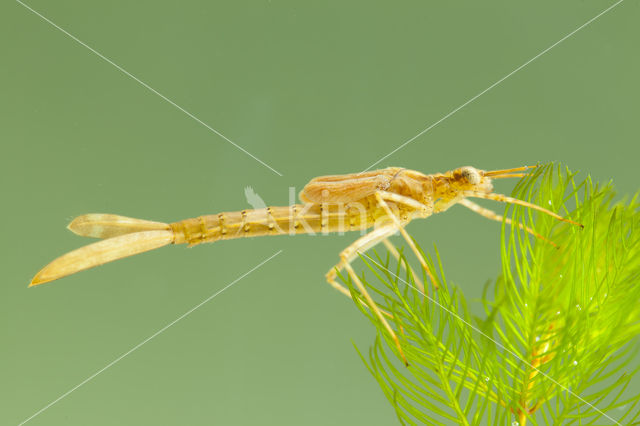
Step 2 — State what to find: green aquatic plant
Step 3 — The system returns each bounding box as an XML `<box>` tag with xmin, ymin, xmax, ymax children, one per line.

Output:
<box><xmin>341</xmin><ymin>164</ymin><xmax>640</xmax><ymax>425</ymax></box>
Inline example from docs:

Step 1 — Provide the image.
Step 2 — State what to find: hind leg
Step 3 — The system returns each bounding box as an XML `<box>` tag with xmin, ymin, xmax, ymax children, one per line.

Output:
<box><xmin>326</xmin><ymin>224</ymin><xmax>398</xmax><ymax>299</ymax></box>
<box><xmin>325</xmin><ymin>224</ymin><xmax>409</xmax><ymax>365</ymax></box>
<box><xmin>382</xmin><ymin>238</ymin><xmax>425</xmax><ymax>295</ymax></box>
<box><xmin>344</xmin><ymin>262</ymin><xmax>409</xmax><ymax>366</ymax></box>
<box><xmin>374</xmin><ymin>191</ymin><xmax>438</xmax><ymax>289</ymax></box>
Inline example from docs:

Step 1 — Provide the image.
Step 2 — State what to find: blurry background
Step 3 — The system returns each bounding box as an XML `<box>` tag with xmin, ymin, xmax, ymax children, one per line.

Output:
<box><xmin>1</xmin><ymin>1</ymin><xmax>638</xmax><ymax>424</ymax></box>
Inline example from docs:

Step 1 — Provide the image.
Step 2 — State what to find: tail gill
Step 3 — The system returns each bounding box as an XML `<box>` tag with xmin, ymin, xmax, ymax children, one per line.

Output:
<box><xmin>30</xmin><ymin>214</ymin><xmax>173</xmax><ymax>286</ymax></box>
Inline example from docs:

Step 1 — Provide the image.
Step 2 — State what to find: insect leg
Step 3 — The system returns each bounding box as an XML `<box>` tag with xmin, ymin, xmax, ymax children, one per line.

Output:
<box><xmin>458</xmin><ymin>199</ymin><xmax>558</xmax><ymax>248</ymax></box>
<box><xmin>327</xmin><ymin>225</ymin><xmax>409</xmax><ymax>366</ymax></box>
<box><xmin>325</xmin><ymin>225</ymin><xmax>409</xmax><ymax>337</ymax></box>
<box><xmin>345</xmin><ymin>261</ymin><xmax>409</xmax><ymax>366</ymax></box>
<box><xmin>326</xmin><ymin>224</ymin><xmax>398</xmax><ymax>299</ymax></box>
<box><xmin>462</xmin><ymin>191</ymin><xmax>583</xmax><ymax>228</ymax></box>
<box><xmin>374</xmin><ymin>191</ymin><xmax>438</xmax><ymax>289</ymax></box>
<box><xmin>381</xmin><ymin>238</ymin><xmax>425</xmax><ymax>295</ymax></box>
<box><xmin>375</xmin><ymin>190</ymin><xmax>431</xmax><ymax>213</ymax></box>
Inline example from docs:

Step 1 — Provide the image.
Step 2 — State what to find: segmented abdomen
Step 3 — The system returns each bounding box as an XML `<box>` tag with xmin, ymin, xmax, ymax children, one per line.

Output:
<box><xmin>170</xmin><ymin>203</ymin><xmax>380</xmax><ymax>246</ymax></box>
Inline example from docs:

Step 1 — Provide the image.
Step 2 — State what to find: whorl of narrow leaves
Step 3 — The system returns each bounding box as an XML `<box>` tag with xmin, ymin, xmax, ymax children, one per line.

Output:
<box><xmin>342</xmin><ymin>164</ymin><xmax>640</xmax><ymax>425</ymax></box>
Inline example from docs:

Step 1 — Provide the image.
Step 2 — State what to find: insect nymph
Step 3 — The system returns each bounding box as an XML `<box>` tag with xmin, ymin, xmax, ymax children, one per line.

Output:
<box><xmin>31</xmin><ymin>165</ymin><xmax>581</xmax><ymax>364</ymax></box>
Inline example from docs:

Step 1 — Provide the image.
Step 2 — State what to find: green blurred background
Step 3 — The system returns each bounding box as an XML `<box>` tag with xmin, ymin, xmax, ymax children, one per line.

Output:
<box><xmin>2</xmin><ymin>1</ymin><xmax>638</xmax><ymax>424</ymax></box>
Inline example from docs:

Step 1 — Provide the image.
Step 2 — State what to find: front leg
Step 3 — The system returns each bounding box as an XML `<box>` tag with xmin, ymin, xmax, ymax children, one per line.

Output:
<box><xmin>458</xmin><ymin>199</ymin><xmax>558</xmax><ymax>248</ymax></box>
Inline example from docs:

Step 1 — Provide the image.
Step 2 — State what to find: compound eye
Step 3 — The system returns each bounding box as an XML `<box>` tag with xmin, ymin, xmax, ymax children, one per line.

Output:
<box><xmin>461</xmin><ymin>167</ymin><xmax>480</xmax><ymax>185</ymax></box>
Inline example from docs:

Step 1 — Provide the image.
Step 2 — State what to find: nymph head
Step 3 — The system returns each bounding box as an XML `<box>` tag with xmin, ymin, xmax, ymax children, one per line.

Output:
<box><xmin>447</xmin><ymin>165</ymin><xmax>537</xmax><ymax>194</ymax></box>
<box><xmin>447</xmin><ymin>166</ymin><xmax>493</xmax><ymax>193</ymax></box>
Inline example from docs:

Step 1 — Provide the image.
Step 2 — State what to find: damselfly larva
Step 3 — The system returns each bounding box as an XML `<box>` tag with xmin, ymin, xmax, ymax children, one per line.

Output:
<box><xmin>30</xmin><ymin>165</ymin><xmax>582</xmax><ymax>365</ymax></box>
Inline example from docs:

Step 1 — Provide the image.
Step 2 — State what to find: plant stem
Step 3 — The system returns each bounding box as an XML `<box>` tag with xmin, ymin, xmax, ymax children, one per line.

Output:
<box><xmin>518</xmin><ymin>409</ymin><xmax>527</xmax><ymax>426</ymax></box>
